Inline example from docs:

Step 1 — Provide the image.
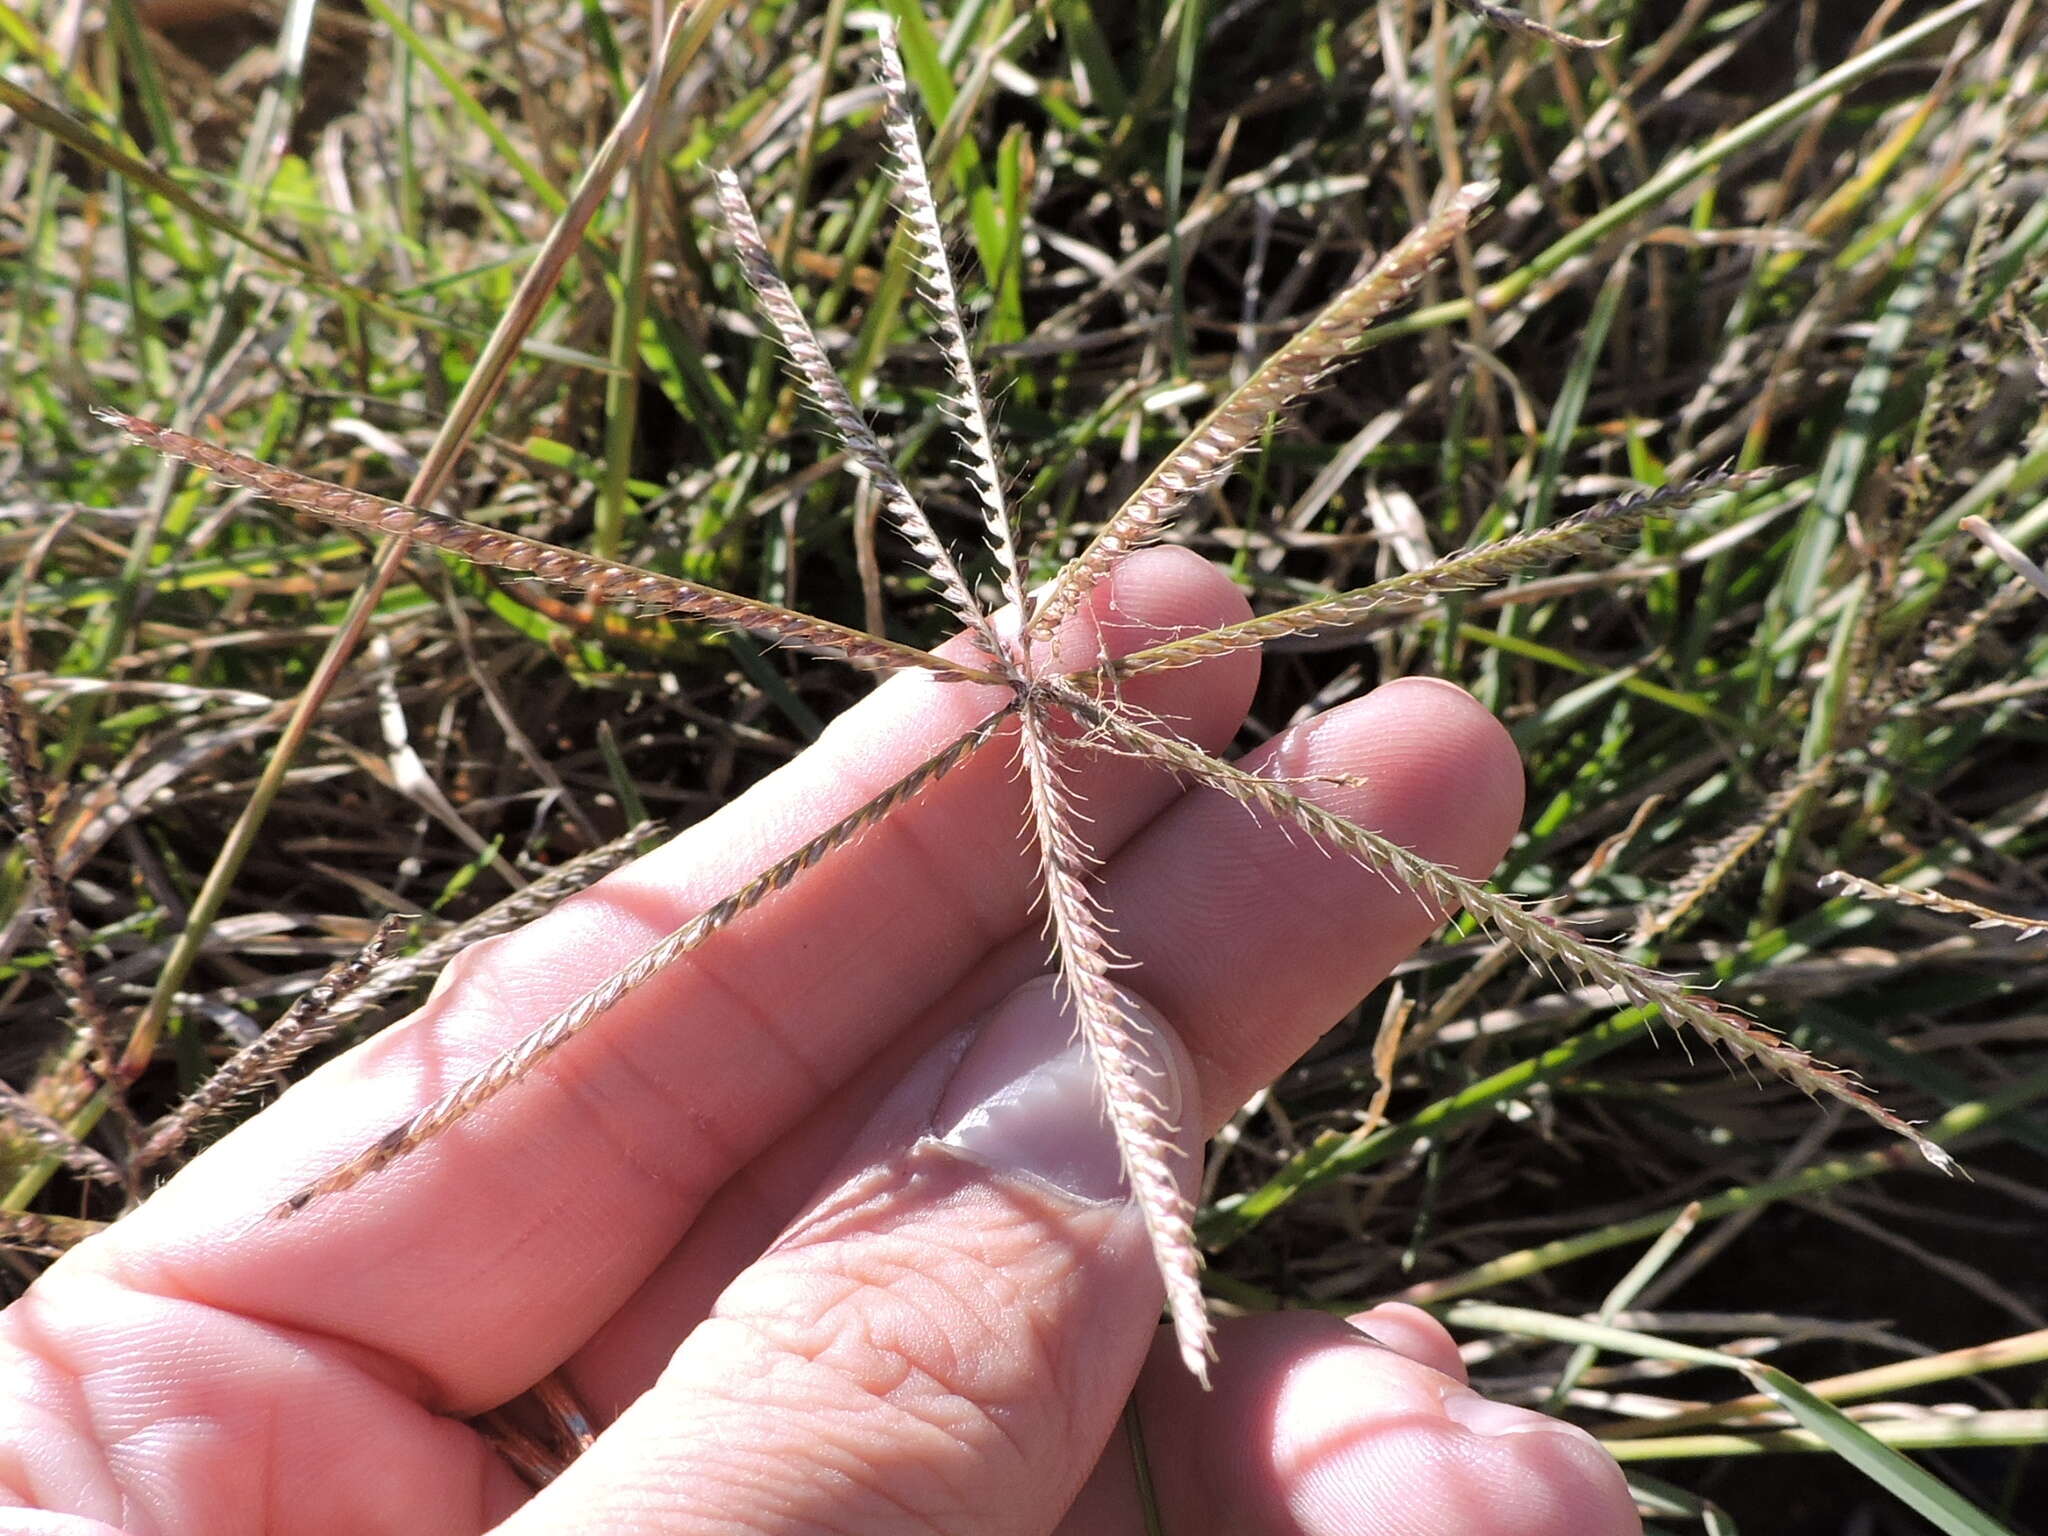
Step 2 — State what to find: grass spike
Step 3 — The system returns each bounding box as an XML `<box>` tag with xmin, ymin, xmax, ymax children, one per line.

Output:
<box><xmin>1108</xmin><ymin>470</ymin><xmax>1770</xmax><ymax>678</ymax></box>
<box><xmin>875</xmin><ymin>23</ymin><xmax>1029</xmax><ymax>624</ymax></box>
<box><xmin>1028</xmin><ymin>182</ymin><xmax>1493</xmax><ymax>640</ymax></box>
<box><xmin>137</xmin><ymin>916</ymin><xmax>416</xmax><ymax>1168</ymax></box>
<box><xmin>1635</xmin><ymin>759</ymin><xmax>1838</xmax><ymax>946</ymax></box>
<box><xmin>711</xmin><ymin>169</ymin><xmax>998</xmax><ymax>654</ymax></box>
<box><xmin>316</xmin><ymin>823</ymin><xmax>661</xmax><ymax>1034</ymax></box>
<box><xmin>1016</xmin><ymin>697</ymin><xmax>1211</xmax><ymax>1382</ymax></box>
<box><xmin>1</xmin><ymin>643</ymin><xmax>120</xmax><ymax>1083</ymax></box>
<box><xmin>92</xmin><ymin>411</ymin><xmax>1000</xmax><ymax>685</ymax></box>
<box><xmin>1820</xmin><ymin>872</ymin><xmax>2047</xmax><ymax>942</ymax></box>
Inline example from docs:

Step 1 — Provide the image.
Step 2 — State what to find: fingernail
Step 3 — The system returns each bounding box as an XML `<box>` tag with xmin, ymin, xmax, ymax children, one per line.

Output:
<box><xmin>926</xmin><ymin>975</ymin><xmax>1190</xmax><ymax>1205</ymax></box>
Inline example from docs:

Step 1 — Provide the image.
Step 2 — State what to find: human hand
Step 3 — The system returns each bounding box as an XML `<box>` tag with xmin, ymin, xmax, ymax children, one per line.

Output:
<box><xmin>0</xmin><ymin>548</ymin><xmax>1638</xmax><ymax>1535</ymax></box>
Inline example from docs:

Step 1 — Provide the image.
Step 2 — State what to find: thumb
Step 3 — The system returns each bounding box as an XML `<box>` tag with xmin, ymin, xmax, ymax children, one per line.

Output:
<box><xmin>502</xmin><ymin>975</ymin><xmax>1202</xmax><ymax>1536</ymax></box>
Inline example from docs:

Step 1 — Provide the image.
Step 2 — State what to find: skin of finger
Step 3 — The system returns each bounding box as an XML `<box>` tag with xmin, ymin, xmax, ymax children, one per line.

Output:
<box><xmin>564</xmin><ymin>676</ymin><xmax>1523</xmax><ymax>1418</ymax></box>
<box><xmin>1346</xmin><ymin>1303</ymin><xmax>1470</xmax><ymax>1383</ymax></box>
<box><xmin>1065</xmin><ymin>1313</ymin><xmax>1641</xmax><ymax>1536</ymax></box>
<box><xmin>0</xmin><ymin>1270</ymin><xmax>523</xmax><ymax>1536</ymax></box>
<box><xmin>496</xmin><ymin>999</ymin><xmax>1203</xmax><ymax>1536</ymax></box>
<box><xmin>57</xmin><ymin>548</ymin><xmax>1256</xmax><ymax>1419</ymax></box>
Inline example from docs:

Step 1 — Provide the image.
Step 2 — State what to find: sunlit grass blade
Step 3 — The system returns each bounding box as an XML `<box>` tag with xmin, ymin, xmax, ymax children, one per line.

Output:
<box><xmin>1733</xmin><ymin>1364</ymin><xmax>2019</xmax><ymax>1536</ymax></box>
<box><xmin>1447</xmin><ymin>1303</ymin><xmax>2028</xmax><ymax>1534</ymax></box>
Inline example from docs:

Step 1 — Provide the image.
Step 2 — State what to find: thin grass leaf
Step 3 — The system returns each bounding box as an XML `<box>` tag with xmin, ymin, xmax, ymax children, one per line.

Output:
<box><xmin>137</xmin><ymin>915</ymin><xmax>415</xmax><ymax>1168</ymax></box>
<box><xmin>1056</xmin><ymin>684</ymin><xmax>1959</xmax><ymax>1175</ymax></box>
<box><xmin>1736</xmin><ymin>1363</ymin><xmax>2018</xmax><ymax>1536</ymax></box>
<box><xmin>95</xmin><ymin>412</ymin><xmax>997</xmax><ymax>684</ymax></box>
<box><xmin>712</xmin><ymin>169</ymin><xmax>997</xmax><ymax>652</ymax></box>
<box><xmin>1028</xmin><ymin>182</ymin><xmax>1492</xmax><ymax>638</ymax></box>
<box><xmin>876</xmin><ymin>22</ymin><xmax>1030</xmax><ymax>623</ymax></box>
<box><xmin>278</xmin><ymin>710</ymin><xmax>1009</xmax><ymax>1214</ymax></box>
<box><xmin>1015</xmin><ymin>698</ymin><xmax>1210</xmax><ymax>1382</ymax></box>
<box><xmin>1108</xmin><ymin>470</ymin><xmax>1768</xmax><ymax>677</ymax></box>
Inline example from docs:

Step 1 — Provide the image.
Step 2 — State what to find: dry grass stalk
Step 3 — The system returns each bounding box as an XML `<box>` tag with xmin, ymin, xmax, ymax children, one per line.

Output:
<box><xmin>1962</xmin><ymin>514</ymin><xmax>2048</xmax><ymax>602</ymax></box>
<box><xmin>96</xmin><ymin>25</ymin><xmax>1958</xmax><ymax>1380</ymax></box>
